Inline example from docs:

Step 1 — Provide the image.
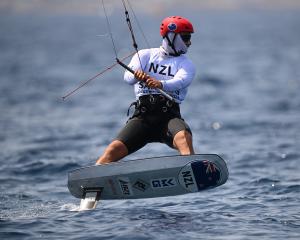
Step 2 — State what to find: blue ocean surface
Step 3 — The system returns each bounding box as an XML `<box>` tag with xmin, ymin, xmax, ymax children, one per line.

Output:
<box><xmin>0</xmin><ymin>9</ymin><xmax>300</xmax><ymax>240</ymax></box>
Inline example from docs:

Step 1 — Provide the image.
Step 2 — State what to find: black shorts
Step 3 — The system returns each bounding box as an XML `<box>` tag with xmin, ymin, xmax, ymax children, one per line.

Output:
<box><xmin>116</xmin><ymin>116</ymin><xmax>192</xmax><ymax>154</ymax></box>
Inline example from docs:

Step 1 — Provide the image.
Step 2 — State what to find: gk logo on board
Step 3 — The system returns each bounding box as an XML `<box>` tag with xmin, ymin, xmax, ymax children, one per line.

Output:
<box><xmin>118</xmin><ymin>177</ymin><xmax>133</xmax><ymax>196</ymax></box>
<box><xmin>151</xmin><ymin>178</ymin><xmax>176</xmax><ymax>188</ymax></box>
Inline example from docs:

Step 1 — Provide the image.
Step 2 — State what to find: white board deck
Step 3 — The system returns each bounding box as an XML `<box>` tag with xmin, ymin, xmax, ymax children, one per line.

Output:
<box><xmin>68</xmin><ymin>154</ymin><xmax>228</xmax><ymax>200</ymax></box>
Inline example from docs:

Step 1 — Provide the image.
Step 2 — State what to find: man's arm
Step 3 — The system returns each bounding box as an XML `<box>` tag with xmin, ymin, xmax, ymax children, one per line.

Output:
<box><xmin>134</xmin><ymin>70</ymin><xmax>163</xmax><ymax>89</ymax></box>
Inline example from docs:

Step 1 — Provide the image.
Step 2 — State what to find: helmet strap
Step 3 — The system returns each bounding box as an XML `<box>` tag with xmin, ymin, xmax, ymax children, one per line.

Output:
<box><xmin>165</xmin><ymin>34</ymin><xmax>180</xmax><ymax>56</ymax></box>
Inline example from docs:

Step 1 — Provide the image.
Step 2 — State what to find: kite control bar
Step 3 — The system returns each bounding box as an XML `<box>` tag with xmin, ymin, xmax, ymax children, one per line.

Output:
<box><xmin>116</xmin><ymin>58</ymin><xmax>176</xmax><ymax>102</ymax></box>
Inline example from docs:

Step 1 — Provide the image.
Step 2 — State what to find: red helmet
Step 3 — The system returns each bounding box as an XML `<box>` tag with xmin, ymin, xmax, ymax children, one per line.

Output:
<box><xmin>160</xmin><ymin>16</ymin><xmax>194</xmax><ymax>37</ymax></box>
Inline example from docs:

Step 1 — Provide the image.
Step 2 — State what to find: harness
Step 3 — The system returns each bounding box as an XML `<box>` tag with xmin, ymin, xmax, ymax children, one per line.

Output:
<box><xmin>127</xmin><ymin>94</ymin><xmax>180</xmax><ymax>119</ymax></box>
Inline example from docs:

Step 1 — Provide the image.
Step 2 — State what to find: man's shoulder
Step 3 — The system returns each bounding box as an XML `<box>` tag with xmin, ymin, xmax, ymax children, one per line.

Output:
<box><xmin>138</xmin><ymin>48</ymin><xmax>160</xmax><ymax>56</ymax></box>
<box><xmin>178</xmin><ymin>55</ymin><xmax>195</xmax><ymax>70</ymax></box>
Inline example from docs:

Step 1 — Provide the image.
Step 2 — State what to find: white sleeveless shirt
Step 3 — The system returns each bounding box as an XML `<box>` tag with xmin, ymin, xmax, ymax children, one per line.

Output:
<box><xmin>124</xmin><ymin>47</ymin><xmax>195</xmax><ymax>103</ymax></box>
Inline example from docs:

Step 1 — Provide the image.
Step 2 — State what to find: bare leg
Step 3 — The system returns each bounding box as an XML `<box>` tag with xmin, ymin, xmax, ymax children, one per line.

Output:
<box><xmin>173</xmin><ymin>130</ymin><xmax>195</xmax><ymax>155</ymax></box>
<box><xmin>96</xmin><ymin>140</ymin><xmax>128</xmax><ymax>165</ymax></box>
<box><xmin>79</xmin><ymin>140</ymin><xmax>128</xmax><ymax>210</ymax></box>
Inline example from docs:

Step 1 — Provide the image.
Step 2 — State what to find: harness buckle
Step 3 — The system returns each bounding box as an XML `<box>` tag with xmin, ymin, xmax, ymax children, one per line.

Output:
<box><xmin>141</xmin><ymin>106</ymin><xmax>147</xmax><ymax>113</ymax></box>
<box><xmin>127</xmin><ymin>101</ymin><xmax>137</xmax><ymax>116</ymax></box>
<box><xmin>166</xmin><ymin>100</ymin><xmax>173</xmax><ymax>107</ymax></box>
<box><xmin>149</xmin><ymin>95</ymin><xmax>155</xmax><ymax>104</ymax></box>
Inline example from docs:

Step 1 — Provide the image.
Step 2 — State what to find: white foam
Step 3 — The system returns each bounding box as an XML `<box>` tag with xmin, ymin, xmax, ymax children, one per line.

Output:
<box><xmin>60</xmin><ymin>203</ymin><xmax>81</xmax><ymax>212</ymax></box>
<box><xmin>78</xmin><ymin>198</ymin><xmax>98</xmax><ymax>211</ymax></box>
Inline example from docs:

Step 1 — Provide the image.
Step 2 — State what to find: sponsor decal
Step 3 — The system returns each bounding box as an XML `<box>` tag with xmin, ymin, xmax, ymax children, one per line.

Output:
<box><xmin>167</xmin><ymin>23</ymin><xmax>177</xmax><ymax>31</ymax></box>
<box><xmin>181</xmin><ymin>170</ymin><xmax>195</xmax><ymax>188</ymax></box>
<box><xmin>118</xmin><ymin>177</ymin><xmax>133</xmax><ymax>196</ymax></box>
<box><xmin>148</xmin><ymin>62</ymin><xmax>175</xmax><ymax>77</ymax></box>
<box><xmin>151</xmin><ymin>178</ymin><xmax>176</xmax><ymax>188</ymax></box>
<box><xmin>203</xmin><ymin>160</ymin><xmax>217</xmax><ymax>174</ymax></box>
<box><xmin>178</xmin><ymin>163</ymin><xmax>198</xmax><ymax>192</ymax></box>
<box><xmin>133</xmin><ymin>179</ymin><xmax>149</xmax><ymax>192</ymax></box>
<box><xmin>202</xmin><ymin>160</ymin><xmax>220</xmax><ymax>185</ymax></box>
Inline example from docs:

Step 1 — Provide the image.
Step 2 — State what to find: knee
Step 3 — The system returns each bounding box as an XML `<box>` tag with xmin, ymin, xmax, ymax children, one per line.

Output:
<box><xmin>97</xmin><ymin>140</ymin><xmax>128</xmax><ymax>164</ymax></box>
<box><xmin>174</xmin><ymin>130</ymin><xmax>192</xmax><ymax>144</ymax></box>
<box><xmin>173</xmin><ymin>130</ymin><xmax>194</xmax><ymax>155</ymax></box>
<box><xmin>105</xmin><ymin>140</ymin><xmax>128</xmax><ymax>157</ymax></box>
<box><xmin>106</xmin><ymin>140</ymin><xmax>125</xmax><ymax>152</ymax></box>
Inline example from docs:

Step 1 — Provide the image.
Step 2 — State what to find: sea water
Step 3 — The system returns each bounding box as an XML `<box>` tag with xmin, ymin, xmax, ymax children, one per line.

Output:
<box><xmin>0</xmin><ymin>10</ymin><xmax>299</xmax><ymax>240</ymax></box>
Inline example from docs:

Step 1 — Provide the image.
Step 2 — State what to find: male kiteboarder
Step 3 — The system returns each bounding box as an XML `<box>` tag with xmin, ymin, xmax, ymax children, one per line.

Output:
<box><xmin>96</xmin><ymin>16</ymin><xmax>196</xmax><ymax>165</ymax></box>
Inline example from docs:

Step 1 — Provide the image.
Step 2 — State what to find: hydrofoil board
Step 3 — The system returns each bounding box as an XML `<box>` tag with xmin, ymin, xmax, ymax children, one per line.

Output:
<box><xmin>68</xmin><ymin>154</ymin><xmax>228</xmax><ymax>202</ymax></box>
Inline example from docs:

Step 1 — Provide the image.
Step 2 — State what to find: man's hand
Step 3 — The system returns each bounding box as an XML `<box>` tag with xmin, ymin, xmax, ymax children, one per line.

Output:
<box><xmin>134</xmin><ymin>70</ymin><xmax>149</xmax><ymax>82</ymax></box>
<box><xmin>134</xmin><ymin>70</ymin><xmax>162</xmax><ymax>89</ymax></box>
<box><xmin>145</xmin><ymin>77</ymin><xmax>163</xmax><ymax>89</ymax></box>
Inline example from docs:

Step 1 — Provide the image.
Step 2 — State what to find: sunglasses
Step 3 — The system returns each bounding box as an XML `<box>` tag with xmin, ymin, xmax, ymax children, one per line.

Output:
<box><xmin>180</xmin><ymin>34</ymin><xmax>191</xmax><ymax>42</ymax></box>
